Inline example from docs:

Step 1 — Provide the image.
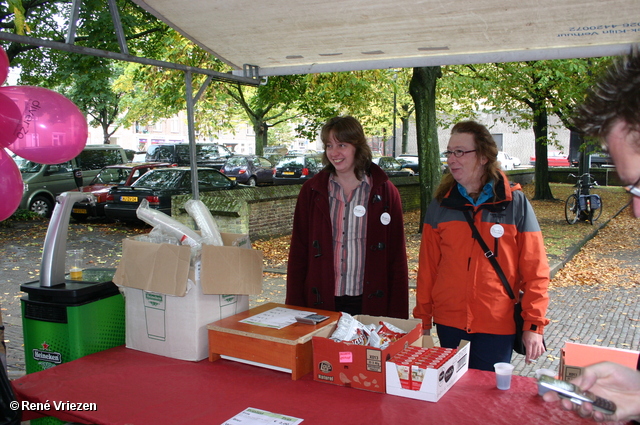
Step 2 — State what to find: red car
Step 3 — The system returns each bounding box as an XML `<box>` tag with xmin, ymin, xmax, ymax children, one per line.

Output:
<box><xmin>529</xmin><ymin>151</ymin><xmax>571</xmax><ymax>167</ymax></box>
<box><xmin>70</xmin><ymin>162</ymin><xmax>172</xmax><ymax>221</ymax></box>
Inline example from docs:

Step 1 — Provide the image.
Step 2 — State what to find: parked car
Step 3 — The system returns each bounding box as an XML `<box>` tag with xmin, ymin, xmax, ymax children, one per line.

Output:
<box><xmin>372</xmin><ymin>156</ymin><xmax>412</xmax><ymax>177</ymax></box>
<box><xmin>18</xmin><ymin>144</ymin><xmax>129</xmax><ymax>217</ymax></box>
<box><xmin>263</xmin><ymin>146</ymin><xmax>288</xmax><ymax>165</ymax></box>
<box><xmin>145</xmin><ymin>143</ymin><xmax>234</xmax><ymax>169</ymax></box>
<box><xmin>131</xmin><ymin>151</ymin><xmax>148</xmax><ymax>163</ymax></box>
<box><xmin>69</xmin><ymin>162</ymin><xmax>172</xmax><ymax>221</ymax></box>
<box><xmin>570</xmin><ymin>152</ymin><xmax>614</xmax><ymax>168</ymax></box>
<box><xmin>395</xmin><ymin>155</ymin><xmax>419</xmax><ymax>175</ymax></box>
<box><xmin>104</xmin><ymin>167</ymin><xmax>240</xmax><ymax>222</ymax></box>
<box><xmin>272</xmin><ymin>154</ymin><xmax>323</xmax><ymax>185</ymax></box>
<box><xmin>497</xmin><ymin>151</ymin><xmax>518</xmax><ymax>171</ymax></box>
<box><xmin>124</xmin><ymin>149</ymin><xmax>136</xmax><ymax>162</ymax></box>
<box><xmin>529</xmin><ymin>151</ymin><xmax>571</xmax><ymax>167</ymax></box>
<box><xmin>220</xmin><ymin>155</ymin><xmax>274</xmax><ymax>186</ymax></box>
<box><xmin>440</xmin><ymin>152</ymin><xmax>449</xmax><ymax>171</ymax></box>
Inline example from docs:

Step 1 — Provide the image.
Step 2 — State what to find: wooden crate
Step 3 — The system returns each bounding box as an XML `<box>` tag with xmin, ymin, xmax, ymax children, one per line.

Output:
<box><xmin>207</xmin><ymin>303</ymin><xmax>341</xmax><ymax>380</ymax></box>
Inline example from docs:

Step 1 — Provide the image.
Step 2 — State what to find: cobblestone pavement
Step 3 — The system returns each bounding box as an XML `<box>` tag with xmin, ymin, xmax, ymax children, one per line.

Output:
<box><xmin>253</xmin><ymin>271</ymin><xmax>640</xmax><ymax>379</ymax></box>
<box><xmin>2</xmin><ymin>215</ymin><xmax>640</xmax><ymax>382</ymax></box>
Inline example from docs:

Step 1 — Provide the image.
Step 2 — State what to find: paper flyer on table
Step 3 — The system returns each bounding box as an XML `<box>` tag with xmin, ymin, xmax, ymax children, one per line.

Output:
<box><xmin>239</xmin><ymin>307</ymin><xmax>314</xmax><ymax>329</ymax></box>
<box><xmin>222</xmin><ymin>407</ymin><xmax>303</xmax><ymax>424</ymax></box>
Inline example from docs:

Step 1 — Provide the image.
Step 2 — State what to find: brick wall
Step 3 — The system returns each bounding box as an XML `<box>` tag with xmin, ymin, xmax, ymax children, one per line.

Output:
<box><xmin>392</xmin><ymin>176</ymin><xmax>421</xmax><ymax>212</ymax></box>
<box><xmin>173</xmin><ymin>170</ymin><xmax>621</xmax><ymax>240</ymax></box>
<box><xmin>173</xmin><ymin>177</ymin><xmax>421</xmax><ymax>240</ymax></box>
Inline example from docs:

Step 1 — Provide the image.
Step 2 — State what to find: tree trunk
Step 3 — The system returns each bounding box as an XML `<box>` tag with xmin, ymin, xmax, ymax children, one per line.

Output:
<box><xmin>532</xmin><ymin>99</ymin><xmax>555</xmax><ymax>200</ymax></box>
<box><xmin>409</xmin><ymin>66</ymin><xmax>442</xmax><ymax>229</ymax></box>
<box><xmin>101</xmin><ymin>120</ymin><xmax>111</xmax><ymax>144</ymax></box>
<box><xmin>254</xmin><ymin>121</ymin><xmax>267</xmax><ymax>156</ymax></box>
<box><xmin>401</xmin><ymin>115</ymin><xmax>410</xmax><ymax>154</ymax></box>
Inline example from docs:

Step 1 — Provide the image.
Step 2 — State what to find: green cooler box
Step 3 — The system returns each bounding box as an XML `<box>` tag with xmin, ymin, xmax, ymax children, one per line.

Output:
<box><xmin>21</xmin><ymin>270</ymin><xmax>125</xmax><ymax>425</ymax></box>
<box><xmin>21</xmin><ymin>269</ymin><xmax>125</xmax><ymax>374</ymax></box>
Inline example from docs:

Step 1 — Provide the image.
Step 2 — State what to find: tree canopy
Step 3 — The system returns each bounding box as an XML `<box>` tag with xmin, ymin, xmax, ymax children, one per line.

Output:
<box><xmin>439</xmin><ymin>59</ymin><xmax>609</xmax><ymax>200</ymax></box>
<box><xmin>0</xmin><ymin>0</ymin><xmax>611</xmax><ymax>208</ymax></box>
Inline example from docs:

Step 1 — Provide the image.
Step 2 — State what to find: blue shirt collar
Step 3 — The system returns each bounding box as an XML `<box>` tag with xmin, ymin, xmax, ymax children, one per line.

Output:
<box><xmin>458</xmin><ymin>180</ymin><xmax>494</xmax><ymax>206</ymax></box>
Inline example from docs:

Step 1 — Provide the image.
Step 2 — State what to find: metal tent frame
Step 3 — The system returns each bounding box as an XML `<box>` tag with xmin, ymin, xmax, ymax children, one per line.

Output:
<box><xmin>0</xmin><ymin>0</ymin><xmax>262</xmax><ymax>199</ymax></box>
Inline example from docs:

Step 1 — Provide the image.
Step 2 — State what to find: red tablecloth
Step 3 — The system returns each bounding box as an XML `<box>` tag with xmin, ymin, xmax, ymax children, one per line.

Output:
<box><xmin>12</xmin><ymin>346</ymin><xmax>591</xmax><ymax>425</ymax></box>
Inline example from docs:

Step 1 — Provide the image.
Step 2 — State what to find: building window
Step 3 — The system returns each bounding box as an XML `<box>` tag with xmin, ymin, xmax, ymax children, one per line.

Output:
<box><xmin>491</xmin><ymin>134</ymin><xmax>504</xmax><ymax>151</ymax></box>
<box><xmin>152</xmin><ymin>122</ymin><xmax>164</xmax><ymax>132</ymax></box>
<box><xmin>170</xmin><ymin>117</ymin><xmax>180</xmax><ymax>133</ymax></box>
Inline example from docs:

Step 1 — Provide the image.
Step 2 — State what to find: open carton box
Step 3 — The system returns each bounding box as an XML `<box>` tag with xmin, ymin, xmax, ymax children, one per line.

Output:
<box><xmin>113</xmin><ymin>233</ymin><xmax>263</xmax><ymax>361</ymax></box>
<box><xmin>312</xmin><ymin>315</ymin><xmax>422</xmax><ymax>393</ymax></box>
<box><xmin>560</xmin><ymin>341</ymin><xmax>639</xmax><ymax>381</ymax></box>
<box><xmin>385</xmin><ymin>336</ymin><xmax>470</xmax><ymax>402</ymax></box>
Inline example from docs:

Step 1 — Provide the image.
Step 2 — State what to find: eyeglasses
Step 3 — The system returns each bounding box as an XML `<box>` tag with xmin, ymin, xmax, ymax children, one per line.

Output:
<box><xmin>626</xmin><ymin>175</ymin><xmax>640</xmax><ymax>197</ymax></box>
<box><xmin>442</xmin><ymin>149</ymin><xmax>477</xmax><ymax>158</ymax></box>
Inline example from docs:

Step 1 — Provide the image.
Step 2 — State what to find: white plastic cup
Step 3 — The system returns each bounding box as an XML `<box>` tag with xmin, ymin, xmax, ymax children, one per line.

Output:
<box><xmin>494</xmin><ymin>362</ymin><xmax>515</xmax><ymax>390</ymax></box>
<box><xmin>535</xmin><ymin>368</ymin><xmax>556</xmax><ymax>395</ymax></box>
<box><xmin>67</xmin><ymin>249</ymin><xmax>84</xmax><ymax>280</ymax></box>
<box><xmin>136</xmin><ymin>199</ymin><xmax>202</xmax><ymax>249</ymax></box>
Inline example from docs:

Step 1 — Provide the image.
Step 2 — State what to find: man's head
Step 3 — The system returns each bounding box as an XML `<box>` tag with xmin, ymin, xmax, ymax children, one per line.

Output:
<box><xmin>574</xmin><ymin>48</ymin><xmax>640</xmax><ymax>216</ymax></box>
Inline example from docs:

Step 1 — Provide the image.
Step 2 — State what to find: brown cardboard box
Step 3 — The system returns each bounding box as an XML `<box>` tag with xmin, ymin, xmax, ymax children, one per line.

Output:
<box><xmin>312</xmin><ymin>315</ymin><xmax>422</xmax><ymax>393</ymax></box>
<box><xmin>113</xmin><ymin>233</ymin><xmax>263</xmax><ymax>361</ymax></box>
<box><xmin>113</xmin><ymin>233</ymin><xmax>262</xmax><ymax>296</ymax></box>
<box><xmin>559</xmin><ymin>341</ymin><xmax>640</xmax><ymax>381</ymax></box>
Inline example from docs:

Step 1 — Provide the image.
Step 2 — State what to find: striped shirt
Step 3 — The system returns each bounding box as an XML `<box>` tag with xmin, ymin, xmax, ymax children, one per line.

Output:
<box><xmin>328</xmin><ymin>174</ymin><xmax>371</xmax><ymax>296</ymax></box>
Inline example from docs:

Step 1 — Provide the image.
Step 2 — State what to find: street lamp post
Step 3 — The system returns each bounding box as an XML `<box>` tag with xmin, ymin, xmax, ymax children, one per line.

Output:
<box><xmin>391</xmin><ymin>70</ymin><xmax>400</xmax><ymax>158</ymax></box>
<box><xmin>392</xmin><ymin>89</ymin><xmax>397</xmax><ymax>158</ymax></box>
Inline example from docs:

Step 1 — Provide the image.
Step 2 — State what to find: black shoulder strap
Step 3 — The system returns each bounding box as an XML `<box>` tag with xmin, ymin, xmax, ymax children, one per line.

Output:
<box><xmin>462</xmin><ymin>209</ymin><xmax>516</xmax><ymax>300</ymax></box>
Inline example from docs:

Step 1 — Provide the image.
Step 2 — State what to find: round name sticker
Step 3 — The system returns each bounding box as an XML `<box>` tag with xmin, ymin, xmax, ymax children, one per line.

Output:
<box><xmin>380</xmin><ymin>212</ymin><xmax>391</xmax><ymax>225</ymax></box>
<box><xmin>490</xmin><ymin>224</ymin><xmax>505</xmax><ymax>238</ymax></box>
<box><xmin>353</xmin><ymin>205</ymin><xmax>366</xmax><ymax>217</ymax></box>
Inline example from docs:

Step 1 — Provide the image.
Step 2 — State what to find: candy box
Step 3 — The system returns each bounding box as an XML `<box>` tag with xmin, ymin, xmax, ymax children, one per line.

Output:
<box><xmin>311</xmin><ymin>315</ymin><xmax>422</xmax><ymax>393</ymax></box>
<box><xmin>385</xmin><ymin>337</ymin><xmax>470</xmax><ymax>402</ymax></box>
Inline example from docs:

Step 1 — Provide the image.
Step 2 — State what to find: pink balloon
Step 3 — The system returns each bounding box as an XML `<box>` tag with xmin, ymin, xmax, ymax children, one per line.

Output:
<box><xmin>0</xmin><ymin>92</ymin><xmax>22</xmax><ymax>148</ymax></box>
<box><xmin>0</xmin><ymin>86</ymin><xmax>88</xmax><ymax>164</ymax></box>
<box><xmin>0</xmin><ymin>45</ymin><xmax>8</xmax><ymax>86</ymax></box>
<box><xmin>0</xmin><ymin>148</ymin><xmax>24</xmax><ymax>221</ymax></box>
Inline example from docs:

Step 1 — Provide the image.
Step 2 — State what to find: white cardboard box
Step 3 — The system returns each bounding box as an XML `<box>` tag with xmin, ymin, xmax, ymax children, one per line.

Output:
<box><xmin>113</xmin><ymin>233</ymin><xmax>263</xmax><ymax>361</ymax></box>
<box><xmin>385</xmin><ymin>337</ymin><xmax>470</xmax><ymax>402</ymax></box>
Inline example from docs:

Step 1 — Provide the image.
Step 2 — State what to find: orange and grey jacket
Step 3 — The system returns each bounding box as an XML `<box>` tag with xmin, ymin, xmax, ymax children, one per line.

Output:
<box><xmin>413</xmin><ymin>171</ymin><xmax>550</xmax><ymax>335</ymax></box>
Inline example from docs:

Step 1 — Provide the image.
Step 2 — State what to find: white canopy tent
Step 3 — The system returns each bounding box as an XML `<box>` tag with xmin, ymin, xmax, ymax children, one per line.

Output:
<box><xmin>131</xmin><ymin>0</ymin><xmax>639</xmax><ymax>77</ymax></box>
<box><xmin>1</xmin><ymin>0</ymin><xmax>637</xmax><ymax>198</ymax></box>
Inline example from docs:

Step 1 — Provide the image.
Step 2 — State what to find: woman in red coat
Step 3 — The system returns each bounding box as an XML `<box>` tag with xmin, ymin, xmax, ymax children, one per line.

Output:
<box><xmin>285</xmin><ymin>116</ymin><xmax>409</xmax><ymax>319</ymax></box>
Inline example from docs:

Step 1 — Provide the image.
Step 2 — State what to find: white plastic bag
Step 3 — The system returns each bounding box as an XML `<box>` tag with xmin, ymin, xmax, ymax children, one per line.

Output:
<box><xmin>136</xmin><ymin>199</ymin><xmax>202</xmax><ymax>251</ymax></box>
<box><xmin>184</xmin><ymin>199</ymin><xmax>223</xmax><ymax>246</ymax></box>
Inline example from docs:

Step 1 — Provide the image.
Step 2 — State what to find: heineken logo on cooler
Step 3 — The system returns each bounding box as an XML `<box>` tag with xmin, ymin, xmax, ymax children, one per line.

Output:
<box><xmin>33</xmin><ymin>341</ymin><xmax>62</xmax><ymax>364</ymax></box>
<box><xmin>32</xmin><ymin>349</ymin><xmax>62</xmax><ymax>364</ymax></box>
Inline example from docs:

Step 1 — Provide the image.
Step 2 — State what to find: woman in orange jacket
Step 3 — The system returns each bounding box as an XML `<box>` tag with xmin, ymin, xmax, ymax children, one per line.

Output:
<box><xmin>413</xmin><ymin>120</ymin><xmax>549</xmax><ymax>371</ymax></box>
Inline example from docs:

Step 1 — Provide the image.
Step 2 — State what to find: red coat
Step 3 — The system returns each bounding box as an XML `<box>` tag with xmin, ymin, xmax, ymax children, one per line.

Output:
<box><xmin>285</xmin><ymin>163</ymin><xmax>409</xmax><ymax>319</ymax></box>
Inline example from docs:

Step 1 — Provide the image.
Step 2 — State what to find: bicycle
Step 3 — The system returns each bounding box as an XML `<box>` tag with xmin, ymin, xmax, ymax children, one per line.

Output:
<box><xmin>564</xmin><ymin>173</ymin><xmax>603</xmax><ymax>225</ymax></box>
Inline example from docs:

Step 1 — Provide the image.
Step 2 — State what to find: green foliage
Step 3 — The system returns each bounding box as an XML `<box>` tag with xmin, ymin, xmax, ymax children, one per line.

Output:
<box><xmin>8</xmin><ymin>209</ymin><xmax>43</xmax><ymax>222</ymax></box>
<box><xmin>438</xmin><ymin>58</ymin><xmax>612</xmax><ymax>200</ymax></box>
<box><xmin>5</xmin><ymin>0</ymin><xmax>25</xmax><ymax>35</ymax></box>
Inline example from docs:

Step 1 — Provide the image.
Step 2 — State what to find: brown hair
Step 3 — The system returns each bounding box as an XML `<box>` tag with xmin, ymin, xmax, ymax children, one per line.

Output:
<box><xmin>434</xmin><ymin>120</ymin><xmax>502</xmax><ymax>201</ymax></box>
<box><xmin>320</xmin><ymin>116</ymin><xmax>372</xmax><ymax>180</ymax></box>
<box><xmin>573</xmin><ymin>47</ymin><xmax>640</xmax><ymax>147</ymax></box>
